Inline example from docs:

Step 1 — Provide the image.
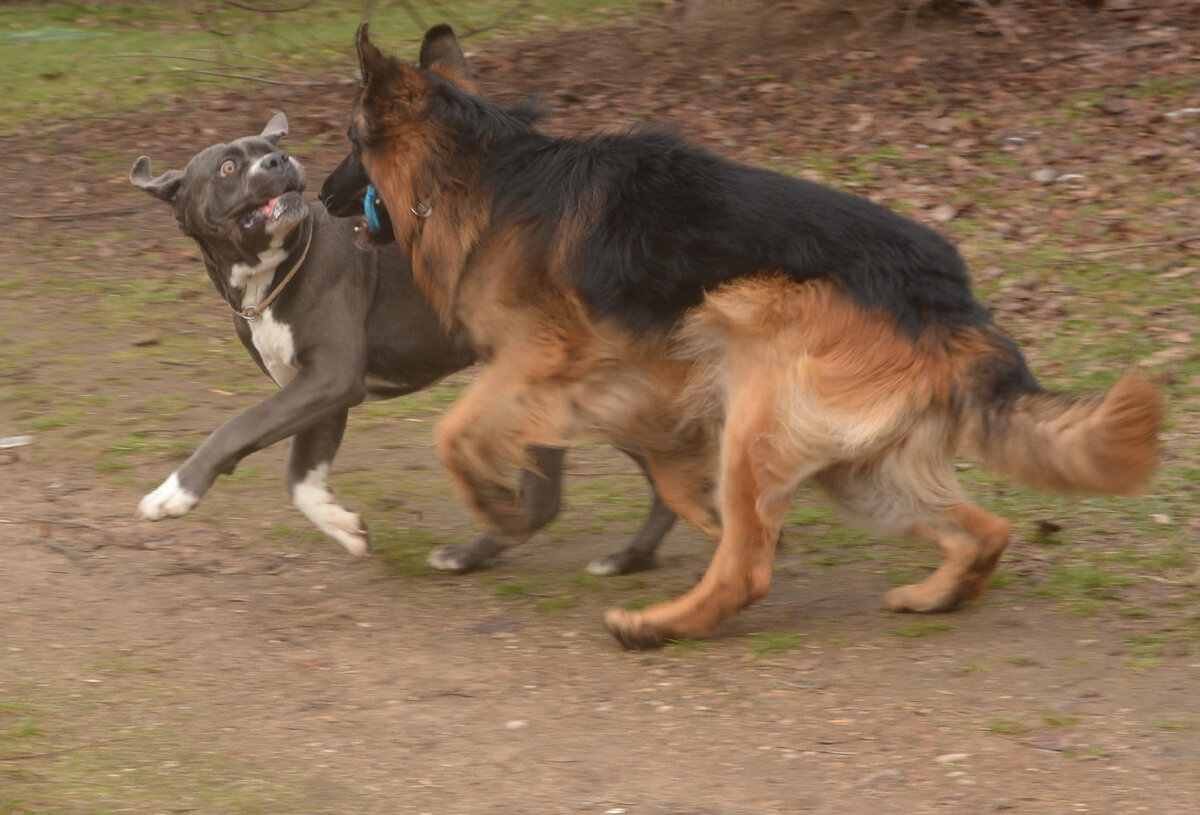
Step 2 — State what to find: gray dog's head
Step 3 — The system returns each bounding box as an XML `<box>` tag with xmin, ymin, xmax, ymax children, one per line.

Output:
<box><xmin>131</xmin><ymin>113</ymin><xmax>308</xmax><ymax>265</ymax></box>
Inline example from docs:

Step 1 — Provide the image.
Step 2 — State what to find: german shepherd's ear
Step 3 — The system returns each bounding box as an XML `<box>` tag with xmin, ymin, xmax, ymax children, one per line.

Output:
<box><xmin>260</xmin><ymin>111</ymin><xmax>287</xmax><ymax>145</ymax></box>
<box><xmin>418</xmin><ymin>24</ymin><xmax>478</xmax><ymax>93</ymax></box>
<box><xmin>355</xmin><ymin>22</ymin><xmax>431</xmax><ymax>111</ymax></box>
<box><xmin>356</xmin><ymin>22</ymin><xmax>387</xmax><ymax>89</ymax></box>
<box><xmin>130</xmin><ymin>156</ymin><xmax>184</xmax><ymax>204</ymax></box>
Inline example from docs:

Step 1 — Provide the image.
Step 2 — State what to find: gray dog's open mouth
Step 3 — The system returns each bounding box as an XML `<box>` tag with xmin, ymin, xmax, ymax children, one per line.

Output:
<box><xmin>241</xmin><ymin>190</ymin><xmax>306</xmax><ymax>229</ymax></box>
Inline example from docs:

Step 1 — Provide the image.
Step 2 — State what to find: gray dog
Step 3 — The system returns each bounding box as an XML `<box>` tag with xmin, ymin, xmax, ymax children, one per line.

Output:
<box><xmin>129</xmin><ymin>114</ymin><xmax>675</xmax><ymax>574</ymax></box>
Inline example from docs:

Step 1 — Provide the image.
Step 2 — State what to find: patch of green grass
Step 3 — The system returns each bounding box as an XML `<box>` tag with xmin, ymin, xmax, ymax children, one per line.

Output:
<box><xmin>748</xmin><ymin>630</ymin><xmax>803</xmax><ymax>657</ymax></box>
<box><xmin>534</xmin><ymin>595</ymin><xmax>578</xmax><ymax>614</ymax></box>
<box><xmin>883</xmin><ymin>566</ymin><xmax>927</xmax><ymax>587</ymax></box>
<box><xmin>1125</xmin><ymin>76</ymin><xmax>1199</xmax><ymax>100</ymax></box>
<box><xmin>21</xmin><ymin>409</ymin><xmax>87</xmax><ymax>432</ymax></box>
<box><xmin>1150</xmin><ymin>719</ymin><xmax>1196</xmax><ymax>731</ymax></box>
<box><xmin>0</xmin><ymin>1</ymin><xmax>648</xmax><ymax>134</ymax></box>
<box><xmin>566</xmin><ymin>572</ymin><xmax>606</xmax><ymax>592</ymax></box>
<box><xmin>0</xmin><ymin>719</ymin><xmax>43</xmax><ymax>743</ymax></box>
<box><xmin>369</xmin><ymin>525</ymin><xmax>438</xmax><ymax>579</ymax></box>
<box><xmin>1128</xmin><ymin>656</ymin><xmax>1164</xmax><ymax>673</ymax></box>
<box><xmin>988</xmin><ymin>569</ymin><xmax>1018</xmax><ymax>590</ymax></box>
<box><xmin>1063</xmin><ymin>747</ymin><xmax>1110</xmax><ymax>760</ymax></box>
<box><xmin>1039</xmin><ymin>563</ymin><xmax>1138</xmax><ymax>613</ymax></box>
<box><xmin>92</xmin><ymin>650</ymin><xmax>163</xmax><ymax>676</ymax></box>
<box><xmin>94</xmin><ymin>429</ymin><xmax>193</xmax><ymax>474</ymax></box>
<box><xmin>494</xmin><ymin>579</ymin><xmax>536</xmax><ymax>597</ymax></box>
<box><xmin>623</xmin><ymin>594</ymin><xmax>669</xmax><ymax>611</ymax></box>
<box><xmin>985</xmin><ymin>718</ymin><xmax>1033</xmax><ymax>736</ymax></box>
<box><xmin>664</xmin><ymin>637</ymin><xmax>708</xmax><ymax>654</ymax></box>
<box><xmin>889</xmin><ymin>620</ymin><xmax>954</xmax><ymax>639</ymax></box>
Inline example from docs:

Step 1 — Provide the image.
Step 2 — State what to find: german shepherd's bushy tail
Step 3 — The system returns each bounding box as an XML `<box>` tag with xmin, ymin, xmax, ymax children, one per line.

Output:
<box><xmin>965</xmin><ymin>366</ymin><xmax>1163</xmax><ymax>496</ymax></box>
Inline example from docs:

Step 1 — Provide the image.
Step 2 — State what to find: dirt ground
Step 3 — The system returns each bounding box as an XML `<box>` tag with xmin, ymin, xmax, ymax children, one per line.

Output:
<box><xmin>2</xmin><ymin>3</ymin><xmax>1199</xmax><ymax>813</ymax></box>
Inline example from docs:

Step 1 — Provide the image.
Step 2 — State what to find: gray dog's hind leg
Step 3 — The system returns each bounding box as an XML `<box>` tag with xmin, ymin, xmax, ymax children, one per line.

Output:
<box><xmin>586</xmin><ymin>450</ymin><xmax>677</xmax><ymax>575</ymax></box>
<box><xmin>427</xmin><ymin>446</ymin><xmax>565</xmax><ymax>572</ymax></box>
<box><xmin>427</xmin><ymin>448</ymin><xmax>676</xmax><ymax>575</ymax></box>
<box><xmin>286</xmin><ymin>411</ymin><xmax>369</xmax><ymax>556</ymax></box>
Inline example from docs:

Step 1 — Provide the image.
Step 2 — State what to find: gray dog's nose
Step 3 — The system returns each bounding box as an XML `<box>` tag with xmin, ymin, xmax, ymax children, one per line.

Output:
<box><xmin>261</xmin><ymin>151</ymin><xmax>289</xmax><ymax>171</ymax></box>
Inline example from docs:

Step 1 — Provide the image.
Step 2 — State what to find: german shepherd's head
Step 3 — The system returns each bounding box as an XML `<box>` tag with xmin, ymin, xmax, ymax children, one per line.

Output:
<box><xmin>320</xmin><ymin>24</ymin><xmax>488</xmax><ymax>247</ymax></box>
<box><xmin>346</xmin><ymin>24</ymin><xmax>540</xmax><ymax>255</ymax></box>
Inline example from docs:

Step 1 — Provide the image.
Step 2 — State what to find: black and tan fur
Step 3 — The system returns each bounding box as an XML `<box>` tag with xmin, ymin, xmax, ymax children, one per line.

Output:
<box><xmin>341</xmin><ymin>24</ymin><xmax>1164</xmax><ymax>648</ymax></box>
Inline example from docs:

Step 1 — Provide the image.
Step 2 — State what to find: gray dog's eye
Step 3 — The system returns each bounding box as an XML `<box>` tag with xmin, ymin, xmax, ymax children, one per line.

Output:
<box><xmin>220</xmin><ymin>159</ymin><xmax>236</xmax><ymax>177</ymax></box>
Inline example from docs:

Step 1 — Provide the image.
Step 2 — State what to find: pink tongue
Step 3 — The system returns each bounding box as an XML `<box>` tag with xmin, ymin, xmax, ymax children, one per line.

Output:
<box><xmin>259</xmin><ymin>196</ymin><xmax>280</xmax><ymax>217</ymax></box>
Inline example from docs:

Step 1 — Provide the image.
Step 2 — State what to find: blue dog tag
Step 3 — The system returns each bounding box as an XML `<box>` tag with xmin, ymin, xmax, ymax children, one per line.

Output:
<box><xmin>363</xmin><ymin>184</ymin><xmax>383</xmax><ymax>234</ymax></box>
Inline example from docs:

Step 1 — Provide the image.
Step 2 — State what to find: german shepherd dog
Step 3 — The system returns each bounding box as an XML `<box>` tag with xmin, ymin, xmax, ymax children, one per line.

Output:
<box><xmin>345</xmin><ymin>24</ymin><xmax>1163</xmax><ymax>648</ymax></box>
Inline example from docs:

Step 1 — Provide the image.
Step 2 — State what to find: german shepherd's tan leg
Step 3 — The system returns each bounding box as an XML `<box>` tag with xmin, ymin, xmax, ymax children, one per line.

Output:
<box><xmin>606</xmin><ymin>393</ymin><xmax>821</xmax><ymax>649</ymax></box>
<box><xmin>434</xmin><ymin>362</ymin><xmax>563</xmax><ymax>546</ymax></box>
<box><xmin>815</xmin><ymin>440</ymin><xmax>1012</xmax><ymax>613</ymax></box>
<box><xmin>435</xmin><ymin>356</ymin><xmax>715</xmax><ymax>554</ymax></box>
<box><xmin>641</xmin><ymin>450</ymin><xmax>722</xmax><ymax>542</ymax></box>
<box><xmin>884</xmin><ymin>503</ymin><xmax>1011</xmax><ymax>612</ymax></box>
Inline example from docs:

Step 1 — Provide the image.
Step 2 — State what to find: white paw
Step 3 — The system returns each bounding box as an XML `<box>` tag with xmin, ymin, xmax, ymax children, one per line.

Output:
<box><xmin>293</xmin><ymin>478</ymin><xmax>369</xmax><ymax>556</ymax></box>
<box><xmin>320</xmin><ymin>507</ymin><xmax>369</xmax><ymax>557</ymax></box>
<box><xmin>586</xmin><ymin>554</ymin><xmax>624</xmax><ymax>576</ymax></box>
<box><xmin>137</xmin><ymin>472</ymin><xmax>200</xmax><ymax>520</ymax></box>
<box><xmin>427</xmin><ymin>545</ymin><xmax>471</xmax><ymax>572</ymax></box>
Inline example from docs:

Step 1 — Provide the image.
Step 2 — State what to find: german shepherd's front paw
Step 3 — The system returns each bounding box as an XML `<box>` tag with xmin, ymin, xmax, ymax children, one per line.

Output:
<box><xmin>137</xmin><ymin>472</ymin><xmax>200</xmax><ymax>520</ymax></box>
<box><xmin>882</xmin><ymin>583</ymin><xmax>962</xmax><ymax>614</ymax></box>
<box><xmin>604</xmin><ymin>608</ymin><xmax>674</xmax><ymax>650</ymax></box>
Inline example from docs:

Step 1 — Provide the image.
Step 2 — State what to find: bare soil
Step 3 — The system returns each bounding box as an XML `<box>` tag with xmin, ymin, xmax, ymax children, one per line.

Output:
<box><xmin>2</xmin><ymin>4</ymin><xmax>1199</xmax><ymax>813</ymax></box>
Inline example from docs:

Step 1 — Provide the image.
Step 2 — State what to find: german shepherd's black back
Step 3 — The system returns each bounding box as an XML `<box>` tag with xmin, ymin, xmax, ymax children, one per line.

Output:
<box><xmin>485</xmin><ymin>127</ymin><xmax>988</xmax><ymax>338</ymax></box>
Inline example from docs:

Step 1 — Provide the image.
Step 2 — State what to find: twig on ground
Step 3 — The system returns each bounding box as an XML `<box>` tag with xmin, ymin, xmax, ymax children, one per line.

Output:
<box><xmin>462</xmin><ymin>0</ymin><xmax>532</xmax><ymax>39</ymax></box>
<box><xmin>19</xmin><ymin>538</ymin><xmax>89</xmax><ymax>565</ymax></box>
<box><xmin>0</xmin><ymin>737</ymin><xmax>131</xmax><ymax>762</ymax></box>
<box><xmin>10</xmin><ymin>207</ymin><xmax>141</xmax><ymax>222</ymax></box>
<box><xmin>130</xmin><ymin>67</ymin><xmax>299</xmax><ymax>86</ymax></box>
<box><xmin>1020</xmin><ymin>39</ymin><xmax>1170</xmax><ymax>72</ymax></box>
<box><xmin>224</xmin><ymin>0</ymin><xmax>314</xmax><ymax>12</ymax></box>
<box><xmin>1079</xmin><ymin>233</ymin><xmax>1200</xmax><ymax>255</ymax></box>
<box><xmin>109</xmin><ymin>52</ymin><xmax>314</xmax><ymax>79</ymax></box>
<box><xmin>395</xmin><ymin>0</ymin><xmax>427</xmax><ymax>32</ymax></box>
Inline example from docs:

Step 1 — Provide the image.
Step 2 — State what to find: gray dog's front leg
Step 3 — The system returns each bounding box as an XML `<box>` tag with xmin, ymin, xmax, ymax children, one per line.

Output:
<box><xmin>136</xmin><ymin>366</ymin><xmax>365</xmax><ymax>540</ymax></box>
<box><xmin>286</xmin><ymin>410</ymin><xmax>369</xmax><ymax>556</ymax></box>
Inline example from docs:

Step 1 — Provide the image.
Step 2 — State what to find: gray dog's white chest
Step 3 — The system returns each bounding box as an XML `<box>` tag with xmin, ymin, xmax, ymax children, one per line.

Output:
<box><xmin>248</xmin><ymin>310</ymin><xmax>297</xmax><ymax>387</ymax></box>
<box><xmin>233</xmin><ymin>254</ymin><xmax>298</xmax><ymax>387</ymax></box>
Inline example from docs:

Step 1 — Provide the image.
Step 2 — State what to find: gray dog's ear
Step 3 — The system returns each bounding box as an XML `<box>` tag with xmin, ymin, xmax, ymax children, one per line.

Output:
<box><xmin>130</xmin><ymin>156</ymin><xmax>184</xmax><ymax>203</ymax></box>
<box><xmin>261</xmin><ymin>111</ymin><xmax>287</xmax><ymax>145</ymax></box>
